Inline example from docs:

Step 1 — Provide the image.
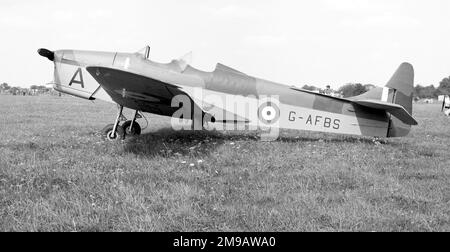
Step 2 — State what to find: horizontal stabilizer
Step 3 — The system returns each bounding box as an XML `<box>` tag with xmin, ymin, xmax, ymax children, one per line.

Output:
<box><xmin>291</xmin><ymin>86</ymin><xmax>417</xmax><ymax>126</ymax></box>
<box><xmin>353</xmin><ymin>99</ymin><xmax>418</xmax><ymax>125</ymax></box>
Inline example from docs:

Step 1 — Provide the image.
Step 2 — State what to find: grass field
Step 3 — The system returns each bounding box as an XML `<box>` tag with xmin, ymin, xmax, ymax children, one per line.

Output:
<box><xmin>0</xmin><ymin>95</ymin><xmax>449</xmax><ymax>232</ymax></box>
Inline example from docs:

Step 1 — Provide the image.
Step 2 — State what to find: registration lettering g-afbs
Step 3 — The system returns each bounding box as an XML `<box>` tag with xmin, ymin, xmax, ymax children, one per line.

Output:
<box><xmin>289</xmin><ymin>111</ymin><xmax>340</xmax><ymax>130</ymax></box>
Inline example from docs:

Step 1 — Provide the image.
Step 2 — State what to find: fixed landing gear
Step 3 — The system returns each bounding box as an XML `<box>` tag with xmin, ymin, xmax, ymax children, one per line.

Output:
<box><xmin>102</xmin><ymin>124</ymin><xmax>124</xmax><ymax>141</ymax></box>
<box><xmin>122</xmin><ymin>110</ymin><xmax>142</xmax><ymax>136</ymax></box>
<box><xmin>101</xmin><ymin>106</ymin><xmax>143</xmax><ymax>141</ymax></box>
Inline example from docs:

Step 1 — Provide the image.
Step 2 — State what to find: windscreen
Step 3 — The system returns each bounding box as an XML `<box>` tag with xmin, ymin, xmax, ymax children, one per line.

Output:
<box><xmin>136</xmin><ymin>46</ymin><xmax>150</xmax><ymax>59</ymax></box>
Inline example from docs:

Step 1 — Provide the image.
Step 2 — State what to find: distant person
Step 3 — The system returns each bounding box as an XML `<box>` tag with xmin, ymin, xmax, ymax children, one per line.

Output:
<box><xmin>324</xmin><ymin>85</ymin><xmax>332</xmax><ymax>95</ymax></box>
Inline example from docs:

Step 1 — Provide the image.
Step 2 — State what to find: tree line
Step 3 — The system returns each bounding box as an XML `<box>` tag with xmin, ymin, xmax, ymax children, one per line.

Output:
<box><xmin>302</xmin><ymin>76</ymin><xmax>450</xmax><ymax>99</ymax></box>
<box><xmin>414</xmin><ymin>76</ymin><xmax>450</xmax><ymax>99</ymax></box>
<box><xmin>2</xmin><ymin>75</ymin><xmax>450</xmax><ymax>99</ymax></box>
<box><xmin>303</xmin><ymin>83</ymin><xmax>377</xmax><ymax>98</ymax></box>
<box><xmin>1</xmin><ymin>82</ymin><xmax>52</xmax><ymax>95</ymax></box>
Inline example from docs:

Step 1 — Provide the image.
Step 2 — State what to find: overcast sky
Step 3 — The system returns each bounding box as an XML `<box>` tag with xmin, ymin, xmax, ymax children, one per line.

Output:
<box><xmin>0</xmin><ymin>0</ymin><xmax>449</xmax><ymax>88</ymax></box>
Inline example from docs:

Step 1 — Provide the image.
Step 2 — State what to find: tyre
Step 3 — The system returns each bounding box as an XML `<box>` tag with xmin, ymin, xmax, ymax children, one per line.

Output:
<box><xmin>101</xmin><ymin>124</ymin><xmax>125</xmax><ymax>141</ymax></box>
<box><xmin>122</xmin><ymin>121</ymin><xmax>142</xmax><ymax>136</ymax></box>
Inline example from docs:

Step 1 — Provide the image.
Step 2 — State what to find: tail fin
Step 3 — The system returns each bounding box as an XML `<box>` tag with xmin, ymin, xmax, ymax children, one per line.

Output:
<box><xmin>349</xmin><ymin>63</ymin><xmax>415</xmax><ymax>137</ymax></box>
<box><xmin>385</xmin><ymin>63</ymin><xmax>414</xmax><ymax>113</ymax></box>
<box><xmin>385</xmin><ymin>63</ymin><xmax>415</xmax><ymax>137</ymax></box>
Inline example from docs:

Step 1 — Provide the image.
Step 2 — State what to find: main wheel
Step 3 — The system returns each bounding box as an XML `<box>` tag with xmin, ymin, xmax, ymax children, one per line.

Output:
<box><xmin>101</xmin><ymin>124</ymin><xmax>125</xmax><ymax>141</ymax></box>
<box><xmin>122</xmin><ymin>121</ymin><xmax>142</xmax><ymax>136</ymax></box>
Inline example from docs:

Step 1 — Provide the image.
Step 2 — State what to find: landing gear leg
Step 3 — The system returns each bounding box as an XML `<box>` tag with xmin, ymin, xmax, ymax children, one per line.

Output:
<box><xmin>102</xmin><ymin>105</ymin><xmax>125</xmax><ymax>141</ymax></box>
<box><xmin>123</xmin><ymin>110</ymin><xmax>142</xmax><ymax>136</ymax></box>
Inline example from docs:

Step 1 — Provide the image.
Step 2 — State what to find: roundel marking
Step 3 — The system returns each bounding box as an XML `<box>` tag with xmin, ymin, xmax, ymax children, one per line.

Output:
<box><xmin>258</xmin><ymin>102</ymin><xmax>280</xmax><ymax>125</ymax></box>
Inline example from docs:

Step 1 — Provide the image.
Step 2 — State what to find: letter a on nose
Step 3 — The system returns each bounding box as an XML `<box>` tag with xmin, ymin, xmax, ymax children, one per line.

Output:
<box><xmin>69</xmin><ymin>68</ymin><xmax>85</xmax><ymax>88</ymax></box>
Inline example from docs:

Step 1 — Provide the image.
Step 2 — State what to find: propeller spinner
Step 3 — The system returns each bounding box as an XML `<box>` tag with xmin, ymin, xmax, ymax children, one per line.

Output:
<box><xmin>38</xmin><ymin>48</ymin><xmax>55</xmax><ymax>61</ymax></box>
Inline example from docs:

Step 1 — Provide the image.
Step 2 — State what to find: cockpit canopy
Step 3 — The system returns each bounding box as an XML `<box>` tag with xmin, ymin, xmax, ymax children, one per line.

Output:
<box><xmin>136</xmin><ymin>45</ymin><xmax>193</xmax><ymax>72</ymax></box>
<box><xmin>135</xmin><ymin>46</ymin><xmax>246</xmax><ymax>76</ymax></box>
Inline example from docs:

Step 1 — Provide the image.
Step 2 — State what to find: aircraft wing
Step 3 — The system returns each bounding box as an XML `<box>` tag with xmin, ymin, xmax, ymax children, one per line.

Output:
<box><xmin>352</xmin><ymin>99</ymin><xmax>418</xmax><ymax>125</ymax></box>
<box><xmin>85</xmin><ymin>66</ymin><xmax>249</xmax><ymax>123</ymax></box>
<box><xmin>86</xmin><ymin>66</ymin><xmax>196</xmax><ymax>117</ymax></box>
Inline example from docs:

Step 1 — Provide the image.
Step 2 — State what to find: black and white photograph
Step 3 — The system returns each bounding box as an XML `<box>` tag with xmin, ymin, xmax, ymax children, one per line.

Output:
<box><xmin>0</xmin><ymin>0</ymin><xmax>449</xmax><ymax>238</ymax></box>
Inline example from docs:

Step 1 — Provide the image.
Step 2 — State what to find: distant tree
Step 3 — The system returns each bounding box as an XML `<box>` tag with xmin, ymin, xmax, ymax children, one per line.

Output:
<box><xmin>428</xmin><ymin>85</ymin><xmax>440</xmax><ymax>98</ymax></box>
<box><xmin>302</xmin><ymin>85</ymin><xmax>319</xmax><ymax>91</ymax></box>
<box><xmin>338</xmin><ymin>83</ymin><xmax>367</xmax><ymax>98</ymax></box>
<box><xmin>1</xmin><ymin>82</ymin><xmax>10</xmax><ymax>90</ymax></box>
<box><xmin>413</xmin><ymin>85</ymin><xmax>423</xmax><ymax>98</ymax></box>
<box><xmin>414</xmin><ymin>85</ymin><xmax>438</xmax><ymax>99</ymax></box>
<box><xmin>364</xmin><ymin>84</ymin><xmax>376</xmax><ymax>91</ymax></box>
<box><xmin>438</xmin><ymin>76</ymin><xmax>450</xmax><ymax>95</ymax></box>
<box><xmin>10</xmin><ymin>87</ymin><xmax>19</xmax><ymax>95</ymax></box>
<box><xmin>30</xmin><ymin>85</ymin><xmax>38</xmax><ymax>90</ymax></box>
<box><xmin>434</xmin><ymin>88</ymin><xmax>444</xmax><ymax>97</ymax></box>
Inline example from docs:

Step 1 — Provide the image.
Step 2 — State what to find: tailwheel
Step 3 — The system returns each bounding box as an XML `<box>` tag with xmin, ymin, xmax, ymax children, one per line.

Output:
<box><xmin>102</xmin><ymin>124</ymin><xmax>125</xmax><ymax>141</ymax></box>
<box><xmin>122</xmin><ymin>121</ymin><xmax>142</xmax><ymax>136</ymax></box>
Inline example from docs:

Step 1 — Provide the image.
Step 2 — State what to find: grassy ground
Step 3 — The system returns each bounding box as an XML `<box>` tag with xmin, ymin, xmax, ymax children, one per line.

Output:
<box><xmin>0</xmin><ymin>95</ymin><xmax>449</xmax><ymax>232</ymax></box>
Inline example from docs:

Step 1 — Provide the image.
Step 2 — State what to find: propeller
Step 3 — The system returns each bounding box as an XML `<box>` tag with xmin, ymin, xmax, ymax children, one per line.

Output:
<box><xmin>38</xmin><ymin>48</ymin><xmax>55</xmax><ymax>61</ymax></box>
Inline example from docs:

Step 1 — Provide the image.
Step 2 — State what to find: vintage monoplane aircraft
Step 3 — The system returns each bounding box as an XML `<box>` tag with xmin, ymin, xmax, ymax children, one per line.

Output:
<box><xmin>38</xmin><ymin>46</ymin><xmax>417</xmax><ymax>141</ymax></box>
